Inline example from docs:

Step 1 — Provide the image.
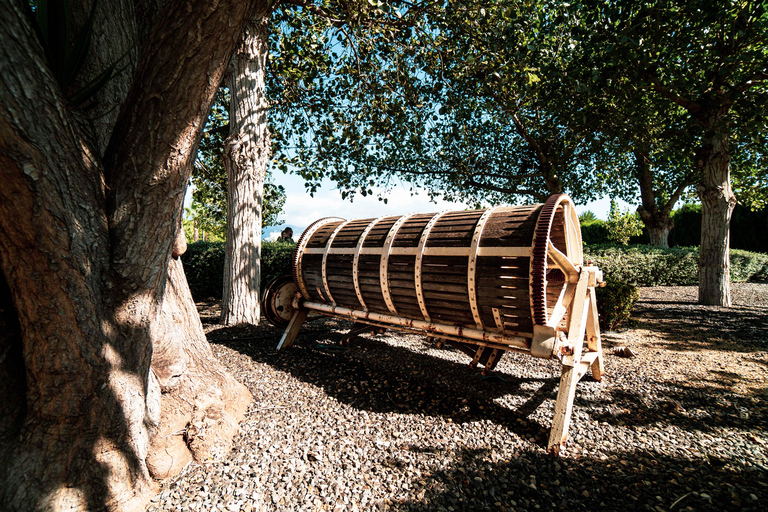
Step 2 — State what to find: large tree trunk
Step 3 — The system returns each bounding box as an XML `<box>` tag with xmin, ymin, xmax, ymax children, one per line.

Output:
<box><xmin>697</xmin><ymin>125</ymin><xmax>736</xmax><ymax>306</ymax></box>
<box><xmin>148</xmin><ymin>242</ymin><xmax>251</xmax><ymax>478</ymax></box>
<box><xmin>221</xmin><ymin>12</ymin><xmax>272</xmax><ymax>326</ymax></box>
<box><xmin>0</xmin><ymin>1</ymin><xmax>258</xmax><ymax>510</ymax></box>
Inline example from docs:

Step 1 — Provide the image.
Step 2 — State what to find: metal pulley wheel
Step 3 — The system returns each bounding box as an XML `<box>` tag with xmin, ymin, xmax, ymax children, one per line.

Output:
<box><xmin>261</xmin><ymin>275</ymin><xmax>299</xmax><ymax>327</ymax></box>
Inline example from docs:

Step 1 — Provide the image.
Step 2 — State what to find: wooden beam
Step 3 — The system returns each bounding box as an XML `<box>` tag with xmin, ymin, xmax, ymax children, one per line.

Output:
<box><xmin>276</xmin><ymin>309</ymin><xmax>308</xmax><ymax>351</ymax></box>
<box><xmin>586</xmin><ymin>286</ymin><xmax>605</xmax><ymax>380</ymax></box>
<box><xmin>548</xmin><ymin>270</ymin><xmax>590</xmax><ymax>455</ymax></box>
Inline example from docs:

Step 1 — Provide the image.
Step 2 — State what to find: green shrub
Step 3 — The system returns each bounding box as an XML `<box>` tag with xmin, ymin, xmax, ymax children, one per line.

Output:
<box><xmin>731</xmin><ymin>248</ymin><xmax>768</xmax><ymax>282</ymax></box>
<box><xmin>606</xmin><ymin>200</ymin><xmax>643</xmax><ymax>245</ymax></box>
<box><xmin>261</xmin><ymin>241</ymin><xmax>296</xmax><ymax>286</ymax></box>
<box><xmin>584</xmin><ymin>244</ymin><xmax>768</xmax><ymax>286</ymax></box>
<box><xmin>580</xmin><ymin>220</ymin><xmax>610</xmax><ymax>245</ymax></box>
<box><xmin>584</xmin><ymin>244</ymin><xmax>699</xmax><ymax>286</ymax></box>
<box><xmin>594</xmin><ymin>279</ymin><xmax>639</xmax><ymax>331</ymax></box>
<box><xmin>181</xmin><ymin>241</ymin><xmax>296</xmax><ymax>301</ymax></box>
<box><xmin>182</xmin><ymin>241</ymin><xmax>225</xmax><ymax>300</ymax></box>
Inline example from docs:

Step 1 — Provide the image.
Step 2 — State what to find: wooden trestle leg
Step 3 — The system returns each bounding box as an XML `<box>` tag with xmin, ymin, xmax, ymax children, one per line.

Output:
<box><xmin>277</xmin><ymin>309</ymin><xmax>308</xmax><ymax>351</ymax></box>
<box><xmin>586</xmin><ymin>287</ymin><xmax>605</xmax><ymax>380</ymax></box>
<box><xmin>548</xmin><ymin>269</ymin><xmax>599</xmax><ymax>455</ymax></box>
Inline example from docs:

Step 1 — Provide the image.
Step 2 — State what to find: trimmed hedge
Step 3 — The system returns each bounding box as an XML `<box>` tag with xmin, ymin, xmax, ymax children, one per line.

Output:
<box><xmin>580</xmin><ymin>220</ymin><xmax>610</xmax><ymax>245</ymax></box>
<box><xmin>584</xmin><ymin>244</ymin><xmax>768</xmax><ymax>286</ymax></box>
<box><xmin>181</xmin><ymin>241</ymin><xmax>295</xmax><ymax>300</ymax></box>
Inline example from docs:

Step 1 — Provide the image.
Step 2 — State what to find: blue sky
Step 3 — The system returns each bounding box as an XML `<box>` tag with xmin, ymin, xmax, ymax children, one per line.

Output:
<box><xmin>184</xmin><ymin>171</ymin><xmax>632</xmax><ymax>241</ymax></box>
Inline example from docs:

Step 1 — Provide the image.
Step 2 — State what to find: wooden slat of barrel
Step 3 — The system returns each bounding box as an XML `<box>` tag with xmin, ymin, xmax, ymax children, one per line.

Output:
<box><xmin>388</xmin><ymin>277</ymin><xmax>416</xmax><ymax>290</ymax></box>
<box><xmin>476</xmin><ymin>256</ymin><xmax>530</xmax><ymax>275</ymax></box>
<box><xmin>301</xmin><ymin>254</ymin><xmax>326</xmax><ymax>301</ymax></box>
<box><xmin>305</xmin><ymin>220</ymin><xmax>346</xmax><ymax>249</ymax></box>
<box><xmin>392</xmin><ymin>304</ymin><xmax>424</xmax><ymax>318</ymax></box>
<box><xmin>327</xmin><ymin>290</ymin><xmax>362</xmax><ymax>310</ymax></box>
<box><xmin>322</xmin><ymin>252</ymin><xmax>358</xmax><ymax>308</ymax></box>
<box><xmin>424</xmin><ymin>212</ymin><xmax>482</xmax><ymax>248</ymax></box>
<box><xmin>479</xmin><ymin>206</ymin><xmax>540</xmax><ymax>248</ymax></box>
<box><xmin>362</xmin><ymin>217</ymin><xmax>399</xmax><ymax>247</ymax></box>
<box><xmin>422</xmin><ymin>255</ymin><xmax>471</xmax><ymax>275</ymax></box>
<box><xmin>423</xmin><ymin>291</ymin><xmax>471</xmax><ymax>317</ymax></box>
<box><xmin>391</xmin><ymin>215</ymin><xmax>434</xmax><ymax>247</ymax></box>
<box><xmin>419</xmin><ymin>272</ymin><xmax>468</xmax><ymax>285</ymax></box>
<box><xmin>487</xmin><ymin>308</ymin><xmax>533</xmax><ymax>334</ymax></box>
<box><xmin>388</xmin><ymin>289</ymin><xmax>420</xmax><ymax>305</ymax></box>
<box><xmin>331</xmin><ymin>221</ymin><xmax>371</xmax><ymax>248</ymax></box>
<box><xmin>422</xmin><ymin>281</ymin><xmax>467</xmax><ymax>295</ymax></box>
<box><xmin>474</xmin><ymin>288</ymin><xmax>530</xmax><ymax>309</ymax></box>
<box><xmin>429</xmin><ymin>306</ymin><xmax>475</xmax><ymax>326</ymax></box>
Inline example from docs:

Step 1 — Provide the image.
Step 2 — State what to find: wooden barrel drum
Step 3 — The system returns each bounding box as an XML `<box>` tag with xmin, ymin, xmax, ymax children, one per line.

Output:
<box><xmin>266</xmin><ymin>194</ymin><xmax>605</xmax><ymax>454</ymax></box>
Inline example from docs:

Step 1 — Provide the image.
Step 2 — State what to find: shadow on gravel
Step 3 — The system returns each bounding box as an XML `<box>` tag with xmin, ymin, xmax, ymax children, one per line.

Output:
<box><xmin>387</xmin><ymin>446</ymin><xmax>767</xmax><ymax>512</ymax></box>
<box><xmin>631</xmin><ymin>300</ymin><xmax>768</xmax><ymax>353</ymax></box>
<box><xmin>581</xmin><ymin>385</ymin><xmax>768</xmax><ymax>435</ymax></box>
<box><xmin>208</xmin><ymin>319</ymin><xmax>567</xmax><ymax>450</ymax></box>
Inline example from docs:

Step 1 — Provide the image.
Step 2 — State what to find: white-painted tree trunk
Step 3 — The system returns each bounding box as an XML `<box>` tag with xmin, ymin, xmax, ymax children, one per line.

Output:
<box><xmin>221</xmin><ymin>14</ymin><xmax>271</xmax><ymax>326</ymax></box>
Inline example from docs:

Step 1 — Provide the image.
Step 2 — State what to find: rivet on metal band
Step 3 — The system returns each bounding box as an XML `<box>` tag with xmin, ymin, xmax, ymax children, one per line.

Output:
<box><xmin>468</xmin><ymin>207</ymin><xmax>500</xmax><ymax>330</ymax></box>
<box><xmin>352</xmin><ymin>216</ymin><xmax>387</xmax><ymax>311</ymax></box>
<box><xmin>295</xmin><ymin>218</ymin><xmax>345</xmax><ymax>300</ymax></box>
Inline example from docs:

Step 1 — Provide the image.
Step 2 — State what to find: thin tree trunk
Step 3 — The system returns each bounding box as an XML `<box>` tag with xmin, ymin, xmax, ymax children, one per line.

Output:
<box><xmin>634</xmin><ymin>151</ymin><xmax>674</xmax><ymax>248</ymax></box>
<box><xmin>221</xmin><ymin>13</ymin><xmax>272</xmax><ymax>326</ymax></box>
<box><xmin>697</xmin><ymin>126</ymin><xmax>736</xmax><ymax>306</ymax></box>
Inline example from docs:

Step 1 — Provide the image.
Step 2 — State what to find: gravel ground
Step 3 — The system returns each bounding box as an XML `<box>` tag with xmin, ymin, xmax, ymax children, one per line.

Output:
<box><xmin>148</xmin><ymin>283</ymin><xmax>768</xmax><ymax>512</ymax></box>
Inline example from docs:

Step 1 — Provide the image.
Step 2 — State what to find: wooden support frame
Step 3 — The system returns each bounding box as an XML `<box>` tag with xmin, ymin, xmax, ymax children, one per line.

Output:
<box><xmin>547</xmin><ymin>267</ymin><xmax>603</xmax><ymax>455</ymax></box>
<box><xmin>276</xmin><ymin>309</ymin><xmax>309</xmax><ymax>351</ymax></box>
<box><xmin>283</xmin><ymin>199</ymin><xmax>604</xmax><ymax>457</ymax></box>
<box><xmin>278</xmin><ymin>267</ymin><xmax>604</xmax><ymax>456</ymax></box>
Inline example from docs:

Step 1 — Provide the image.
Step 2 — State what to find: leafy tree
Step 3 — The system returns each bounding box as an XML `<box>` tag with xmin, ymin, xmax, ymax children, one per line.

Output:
<box><xmin>0</xmin><ymin>0</ymin><xmax>259</xmax><ymax>509</ymax></box>
<box><xmin>606</xmin><ymin>200</ymin><xmax>643</xmax><ymax>245</ymax></box>
<box><xmin>574</xmin><ymin>0</ymin><xmax>768</xmax><ymax>305</ymax></box>
<box><xmin>271</xmin><ymin>0</ymin><xmax>622</xmax><ymax>207</ymax></box>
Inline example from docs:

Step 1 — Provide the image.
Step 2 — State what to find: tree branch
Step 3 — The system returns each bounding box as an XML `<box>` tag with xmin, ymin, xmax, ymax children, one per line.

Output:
<box><xmin>103</xmin><ymin>0</ymin><xmax>262</xmax><ymax>292</ymax></box>
<box><xmin>638</xmin><ymin>70</ymin><xmax>703</xmax><ymax>114</ymax></box>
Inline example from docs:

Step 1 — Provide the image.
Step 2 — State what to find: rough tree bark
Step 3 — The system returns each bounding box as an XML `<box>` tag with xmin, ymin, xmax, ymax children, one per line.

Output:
<box><xmin>634</xmin><ymin>150</ymin><xmax>694</xmax><ymax>248</ymax></box>
<box><xmin>221</xmin><ymin>11</ymin><xmax>273</xmax><ymax>326</ymax></box>
<box><xmin>696</xmin><ymin>116</ymin><xmax>737</xmax><ymax>306</ymax></box>
<box><xmin>0</xmin><ymin>1</ymin><xmax>259</xmax><ymax>510</ymax></box>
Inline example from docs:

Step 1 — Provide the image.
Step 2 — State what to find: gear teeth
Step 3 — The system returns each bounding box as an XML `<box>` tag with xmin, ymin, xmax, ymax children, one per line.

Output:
<box><xmin>531</xmin><ymin>194</ymin><xmax>567</xmax><ymax>326</ymax></box>
<box><xmin>292</xmin><ymin>217</ymin><xmax>345</xmax><ymax>299</ymax></box>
